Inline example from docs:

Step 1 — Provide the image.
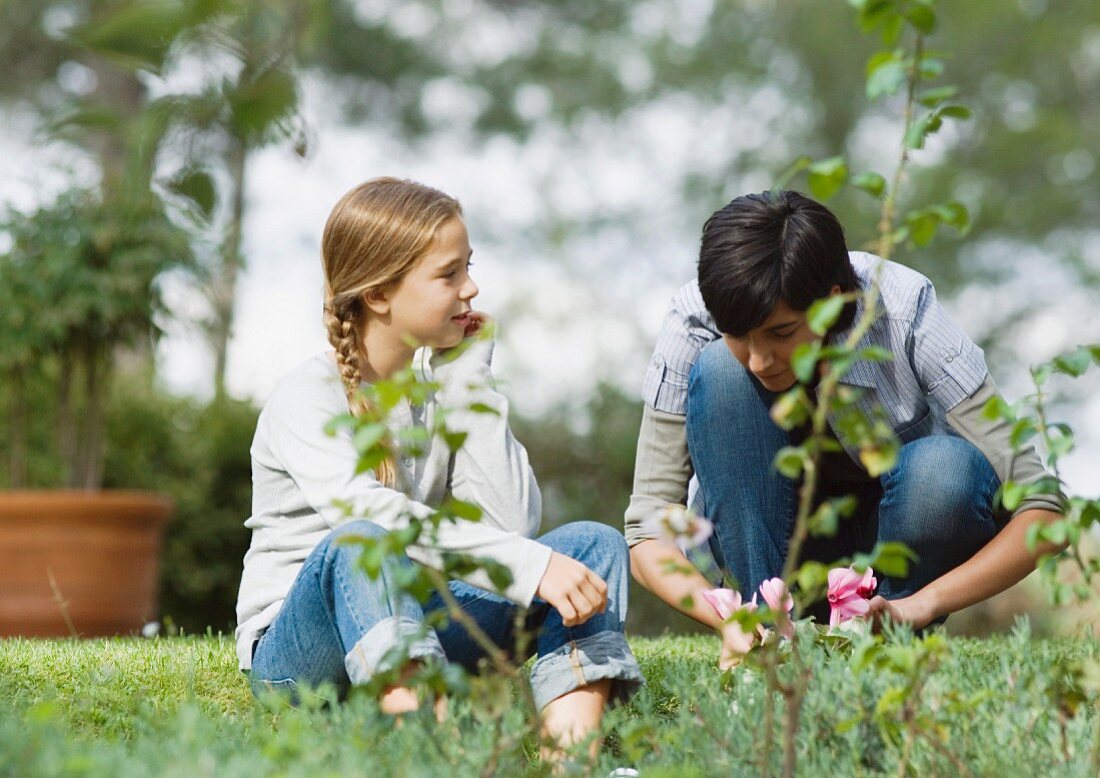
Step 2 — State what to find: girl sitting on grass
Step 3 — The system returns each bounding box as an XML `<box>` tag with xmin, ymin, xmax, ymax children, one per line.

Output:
<box><xmin>234</xmin><ymin>177</ymin><xmax>642</xmax><ymax>755</ymax></box>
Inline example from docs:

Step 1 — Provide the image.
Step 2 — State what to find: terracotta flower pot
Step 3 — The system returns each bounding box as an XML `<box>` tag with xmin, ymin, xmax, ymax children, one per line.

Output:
<box><xmin>0</xmin><ymin>491</ymin><xmax>173</xmax><ymax>637</ymax></box>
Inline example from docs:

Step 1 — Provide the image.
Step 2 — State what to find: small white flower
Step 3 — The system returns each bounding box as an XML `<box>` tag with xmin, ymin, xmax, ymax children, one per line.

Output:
<box><xmin>141</xmin><ymin>621</ymin><xmax>161</xmax><ymax>638</ymax></box>
<box><xmin>643</xmin><ymin>505</ymin><xmax>714</xmax><ymax>546</ymax></box>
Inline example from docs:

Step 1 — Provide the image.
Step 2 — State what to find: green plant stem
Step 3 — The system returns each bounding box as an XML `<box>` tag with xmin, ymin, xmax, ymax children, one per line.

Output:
<box><xmin>781</xmin><ymin>639</ymin><xmax>809</xmax><ymax>778</ymax></box>
<box><xmin>877</xmin><ymin>33</ymin><xmax>925</xmax><ymax>261</ymax></box>
<box><xmin>420</xmin><ymin>565</ymin><xmax>539</xmax><ymax>721</ymax></box>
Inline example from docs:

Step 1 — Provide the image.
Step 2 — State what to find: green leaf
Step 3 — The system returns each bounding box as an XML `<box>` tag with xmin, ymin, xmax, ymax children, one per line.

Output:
<box><xmin>167</xmin><ymin>169</ymin><xmax>216</xmax><ymax>219</ymax></box>
<box><xmin>865</xmin><ymin>52</ymin><xmax>907</xmax><ymax>100</ymax></box>
<box><xmin>1053</xmin><ymin>347</ymin><xmax>1092</xmax><ymax>377</ymax></box>
<box><xmin>855</xmin><ymin>345</ymin><xmax>895</xmax><ymax>363</ymax></box>
<box><xmin>931</xmin><ymin>201</ymin><xmax>970</xmax><ymax>233</ymax></box>
<box><xmin>904</xmin><ymin>114</ymin><xmax>934</xmax><ymax>150</ymax></box>
<box><xmin>939</xmin><ymin>105</ymin><xmax>972</xmax><ymax>121</ymax></box>
<box><xmin>467</xmin><ymin>402</ymin><xmax>500</xmax><ymax>416</ymax></box>
<box><xmin>807</xmin><ymin>156</ymin><xmax>848</xmax><ymax>201</ymax></box>
<box><xmin>229</xmin><ymin>67</ymin><xmax>298</xmax><ymax>140</ymax></box>
<box><xmin>860</xmin><ymin>541</ymin><xmax>918</xmax><ymax>578</ymax></box>
<box><xmin>69</xmin><ymin>2</ymin><xmax>192</xmax><ymax>73</ymax></box>
<box><xmin>906</xmin><ymin>211</ymin><xmax>940</xmax><ymax>246</ymax></box>
<box><xmin>352</xmin><ymin>422</ymin><xmax>388</xmax><ymax>454</ymax></box>
<box><xmin>770</xmin><ymin>387</ymin><xmax>811</xmax><ymax>430</ymax></box>
<box><xmin>1009</xmin><ymin>418</ymin><xmax>1038</xmax><ymax>449</ymax></box>
<box><xmin>790</xmin><ymin>342</ymin><xmax>822</xmax><ymax>383</ymax></box>
<box><xmin>774</xmin><ymin>447</ymin><xmax>807</xmax><ymax>479</ymax></box>
<box><xmin>905</xmin><ymin>4</ymin><xmax>936</xmax><ymax>34</ymax></box>
<box><xmin>981</xmin><ymin>395</ymin><xmax>1015</xmax><ymax>423</ymax></box>
<box><xmin>807</xmin><ymin>295</ymin><xmax>846</xmax><ymax>335</ymax></box>
<box><xmin>917</xmin><ymin>86</ymin><xmax>959</xmax><ymax>108</ymax></box>
<box><xmin>440</xmin><ymin>498</ymin><xmax>483</xmax><ymax>522</ymax></box>
<box><xmin>859</xmin><ymin>443</ymin><xmax>897</xmax><ymax>476</ymax></box>
<box><xmin>852</xmin><ymin>171</ymin><xmax>887</xmax><ymax>198</ymax></box>
<box><xmin>1000</xmin><ymin>480</ymin><xmax>1024</xmax><ymax>511</ymax></box>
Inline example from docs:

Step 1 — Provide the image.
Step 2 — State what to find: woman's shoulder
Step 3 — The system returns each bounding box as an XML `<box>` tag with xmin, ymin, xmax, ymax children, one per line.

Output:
<box><xmin>850</xmin><ymin>252</ymin><xmax>936</xmax><ymax>320</ymax></box>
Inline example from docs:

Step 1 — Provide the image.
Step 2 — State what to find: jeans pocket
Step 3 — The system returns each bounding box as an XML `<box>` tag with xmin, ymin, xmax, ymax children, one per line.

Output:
<box><xmin>894</xmin><ymin>408</ymin><xmax>933</xmax><ymax>444</ymax></box>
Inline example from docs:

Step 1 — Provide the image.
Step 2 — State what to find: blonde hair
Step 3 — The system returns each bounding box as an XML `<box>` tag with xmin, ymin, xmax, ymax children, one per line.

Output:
<box><xmin>321</xmin><ymin>177</ymin><xmax>463</xmax><ymax>487</ymax></box>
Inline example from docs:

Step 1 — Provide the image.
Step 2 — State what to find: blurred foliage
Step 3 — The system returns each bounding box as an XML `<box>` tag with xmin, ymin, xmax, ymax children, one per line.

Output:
<box><xmin>0</xmin><ymin>187</ymin><xmax>195</xmax><ymax>488</ymax></box>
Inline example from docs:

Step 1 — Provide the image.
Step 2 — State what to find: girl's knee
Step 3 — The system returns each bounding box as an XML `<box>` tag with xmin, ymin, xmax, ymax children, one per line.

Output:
<box><xmin>545</xmin><ymin>521</ymin><xmax>629</xmax><ymax>573</ymax></box>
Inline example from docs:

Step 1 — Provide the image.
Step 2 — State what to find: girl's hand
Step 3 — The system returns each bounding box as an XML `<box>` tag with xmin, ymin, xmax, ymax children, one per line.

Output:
<box><xmin>865</xmin><ymin>594</ymin><xmax>935</xmax><ymax>631</ymax></box>
<box><xmin>536</xmin><ymin>552</ymin><xmax>608</xmax><ymax>627</ymax></box>
<box><xmin>458</xmin><ymin>310</ymin><xmax>491</xmax><ymax>339</ymax></box>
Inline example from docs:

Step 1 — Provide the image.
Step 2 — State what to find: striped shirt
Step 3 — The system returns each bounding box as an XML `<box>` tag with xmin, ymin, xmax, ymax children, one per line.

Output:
<box><xmin>641</xmin><ymin>252</ymin><xmax>988</xmax><ymax>458</ymax></box>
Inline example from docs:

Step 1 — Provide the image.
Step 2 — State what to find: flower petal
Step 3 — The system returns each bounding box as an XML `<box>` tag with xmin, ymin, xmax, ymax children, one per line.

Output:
<box><xmin>701</xmin><ymin>588</ymin><xmax>742</xmax><ymax>621</ymax></box>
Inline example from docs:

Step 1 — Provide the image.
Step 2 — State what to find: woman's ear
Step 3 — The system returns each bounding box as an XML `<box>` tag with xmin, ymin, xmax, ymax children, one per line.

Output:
<box><xmin>362</xmin><ymin>286</ymin><xmax>390</xmax><ymax>316</ymax></box>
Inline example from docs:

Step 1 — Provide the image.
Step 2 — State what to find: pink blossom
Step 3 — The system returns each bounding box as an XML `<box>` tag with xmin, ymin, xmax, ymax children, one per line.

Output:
<box><xmin>827</xmin><ymin>565</ymin><xmax>877</xmax><ymax>627</ymax></box>
<box><xmin>758</xmin><ymin>577</ymin><xmax>795</xmax><ymax>639</ymax></box>
<box><xmin>702</xmin><ymin>588</ymin><xmax>758</xmax><ymax>655</ymax></box>
<box><xmin>700</xmin><ymin>587</ymin><xmax>743</xmax><ymax>620</ymax></box>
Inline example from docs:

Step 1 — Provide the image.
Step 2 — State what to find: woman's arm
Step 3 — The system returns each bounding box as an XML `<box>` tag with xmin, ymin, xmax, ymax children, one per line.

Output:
<box><xmin>870</xmin><ymin>376</ymin><xmax>1067</xmax><ymax>626</ymax></box>
<box><xmin>869</xmin><ymin>506</ymin><xmax>1064</xmax><ymax>627</ymax></box>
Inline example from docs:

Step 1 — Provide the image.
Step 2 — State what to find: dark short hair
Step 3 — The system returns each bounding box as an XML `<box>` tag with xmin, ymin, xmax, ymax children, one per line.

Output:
<box><xmin>697</xmin><ymin>190</ymin><xmax>858</xmax><ymax>337</ymax></box>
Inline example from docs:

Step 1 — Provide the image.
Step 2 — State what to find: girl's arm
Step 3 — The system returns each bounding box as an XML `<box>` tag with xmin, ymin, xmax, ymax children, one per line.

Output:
<box><xmin>431</xmin><ymin>336</ymin><xmax>542</xmax><ymax>537</ymax></box>
<box><xmin>259</xmin><ymin>358</ymin><xmax>551</xmax><ymax>606</ymax></box>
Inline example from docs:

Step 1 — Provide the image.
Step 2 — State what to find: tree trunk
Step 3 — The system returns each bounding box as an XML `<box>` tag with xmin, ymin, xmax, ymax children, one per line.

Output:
<box><xmin>8</xmin><ymin>365</ymin><xmax>27</xmax><ymax>489</ymax></box>
<box><xmin>77</xmin><ymin>343</ymin><xmax>108</xmax><ymax>491</ymax></box>
<box><xmin>58</xmin><ymin>350</ymin><xmax>78</xmax><ymax>489</ymax></box>
<box><xmin>211</xmin><ymin>136</ymin><xmax>248</xmax><ymax>401</ymax></box>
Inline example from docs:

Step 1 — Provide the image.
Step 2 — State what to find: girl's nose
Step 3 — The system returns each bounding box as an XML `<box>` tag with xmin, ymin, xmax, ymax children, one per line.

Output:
<box><xmin>461</xmin><ymin>275</ymin><xmax>479</xmax><ymax>301</ymax></box>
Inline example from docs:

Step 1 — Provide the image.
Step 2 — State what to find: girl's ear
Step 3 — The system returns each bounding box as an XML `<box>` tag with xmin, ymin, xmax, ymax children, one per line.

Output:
<box><xmin>362</xmin><ymin>286</ymin><xmax>390</xmax><ymax>316</ymax></box>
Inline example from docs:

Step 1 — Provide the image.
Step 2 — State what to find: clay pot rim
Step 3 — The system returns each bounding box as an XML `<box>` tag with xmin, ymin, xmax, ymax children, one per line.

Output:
<box><xmin>0</xmin><ymin>490</ymin><xmax>174</xmax><ymax>524</ymax></box>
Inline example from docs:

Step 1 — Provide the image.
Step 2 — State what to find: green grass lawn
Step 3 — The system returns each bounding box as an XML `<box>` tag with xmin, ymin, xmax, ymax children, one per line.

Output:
<box><xmin>1</xmin><ymin>626</ymin><xmax>1097</xmax><ymax>776</ymax></box>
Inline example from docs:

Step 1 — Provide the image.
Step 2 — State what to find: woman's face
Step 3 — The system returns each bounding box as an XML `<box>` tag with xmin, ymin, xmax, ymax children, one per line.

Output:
<box><xmin>380</xmin><ymin>216</ymin><xmax>478</xmax><ymax>350</ymax></box>
<box><xmin>721</xmin><ymin>289</ymin><xmax>839</xmax><ymax>392</ymax></box>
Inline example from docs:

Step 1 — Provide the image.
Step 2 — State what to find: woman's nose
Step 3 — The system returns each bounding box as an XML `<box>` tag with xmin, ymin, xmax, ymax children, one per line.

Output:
<box><xmin>747</xmin><ymin>346</ymin><xmax>773</xmax><ymax>374</ymax></box>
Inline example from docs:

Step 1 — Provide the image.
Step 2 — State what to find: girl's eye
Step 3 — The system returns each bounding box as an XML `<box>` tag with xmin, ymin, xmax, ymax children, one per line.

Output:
<box><xmin>773</xmin><ymin>330</ymin><xmax>795</xmax><ymax>342</ymax></box>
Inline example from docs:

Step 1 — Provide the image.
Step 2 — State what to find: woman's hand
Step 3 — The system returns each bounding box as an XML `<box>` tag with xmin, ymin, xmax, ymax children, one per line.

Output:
<box><xmin>865</xmin><ymin>593</ymin><xmax>936</xmax><ymax>631</ymax></box>
<box><xmin>536</xmin><ymin>552</ymin><xmax>608</xmax><ymax>627</ymax></box>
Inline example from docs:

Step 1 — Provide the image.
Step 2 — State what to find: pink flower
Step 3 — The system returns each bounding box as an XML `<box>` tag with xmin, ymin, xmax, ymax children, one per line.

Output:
<box><xmin>700</xmin><ymin>587</ymin><xmax>743</xmax><ymax>620</ymax></box>
<box><xmin>702</xmin><ymin>587</ymin><xmax>758</xmax><ymax>655</ymax></box>
<box><xmin>827</xmin><ymin>565</ymin><xmax>878</xmax><ymax>627</ymax></box>
<box><xmin>758</xmin><ymin>577</ymin><xmax>795</xmax><ymax>639</ymax></box>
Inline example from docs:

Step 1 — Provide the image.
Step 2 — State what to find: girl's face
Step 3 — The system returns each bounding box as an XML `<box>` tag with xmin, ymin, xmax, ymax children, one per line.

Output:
<box><xmin>721</xmin><ymin>287</ymin><xmax>840</xmax><ymax>392</ymax></box>
<box><xmin>374</xmin><ymin>215</ymin><xmax>478</xmax><ymax>350</ymax></box>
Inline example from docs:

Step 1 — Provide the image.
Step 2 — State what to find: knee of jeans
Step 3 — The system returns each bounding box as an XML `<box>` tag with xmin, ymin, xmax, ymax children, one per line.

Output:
<box><xmin>322</xmin><ymin>520</ymin><xmax>388</xmax><ymax>562</ymax></box>
<box><xmin>882</xmin><ymin>436</ymin><xmax>997</xmax><ymax>537</ymax></box>
<box><xmin>556</xmin><ymin>521</ymin><xmax>629</xmax><ymax>576</ymax></box>
<box><xmin>687</xmin><ymin>341</ymin><xmax>755</xmax><ymax>420</ymax></box>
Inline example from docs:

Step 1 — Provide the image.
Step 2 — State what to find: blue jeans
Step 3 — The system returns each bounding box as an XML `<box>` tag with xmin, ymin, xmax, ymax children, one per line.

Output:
<box><xmin>685</xmin><ymin>340</ymin><xmax>1003</xmax><ymax>611</ymax></box>
<box><xmin>249</xmin><ymin>520</ymin><xmax>643</xmax><ymax>711</ymax></box>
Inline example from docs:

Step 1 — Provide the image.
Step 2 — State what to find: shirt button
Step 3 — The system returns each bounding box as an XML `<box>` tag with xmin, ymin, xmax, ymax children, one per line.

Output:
<box><xmin>945</xmin><ymin>355</ymin><xmax>954</xmax><ymax>363</ymax></box>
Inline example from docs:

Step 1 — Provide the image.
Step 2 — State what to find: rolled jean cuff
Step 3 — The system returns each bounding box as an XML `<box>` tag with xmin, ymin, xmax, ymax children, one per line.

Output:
<box><xmin>345</xmin><ymin>616</ymin><xmax>446</xmax><ymax>685</ymax></box>
<box><xmin>529</xmin><ymin>630</ymin><xmax>645</xmax><ymax>711</ymax></box>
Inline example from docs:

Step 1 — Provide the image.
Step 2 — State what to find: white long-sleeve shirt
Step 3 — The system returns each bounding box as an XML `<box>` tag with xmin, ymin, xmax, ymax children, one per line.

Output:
<box><xmin>235</xmin><ymin>339</ymin><xmax>552</xmax><ymax>669</ymax></box>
